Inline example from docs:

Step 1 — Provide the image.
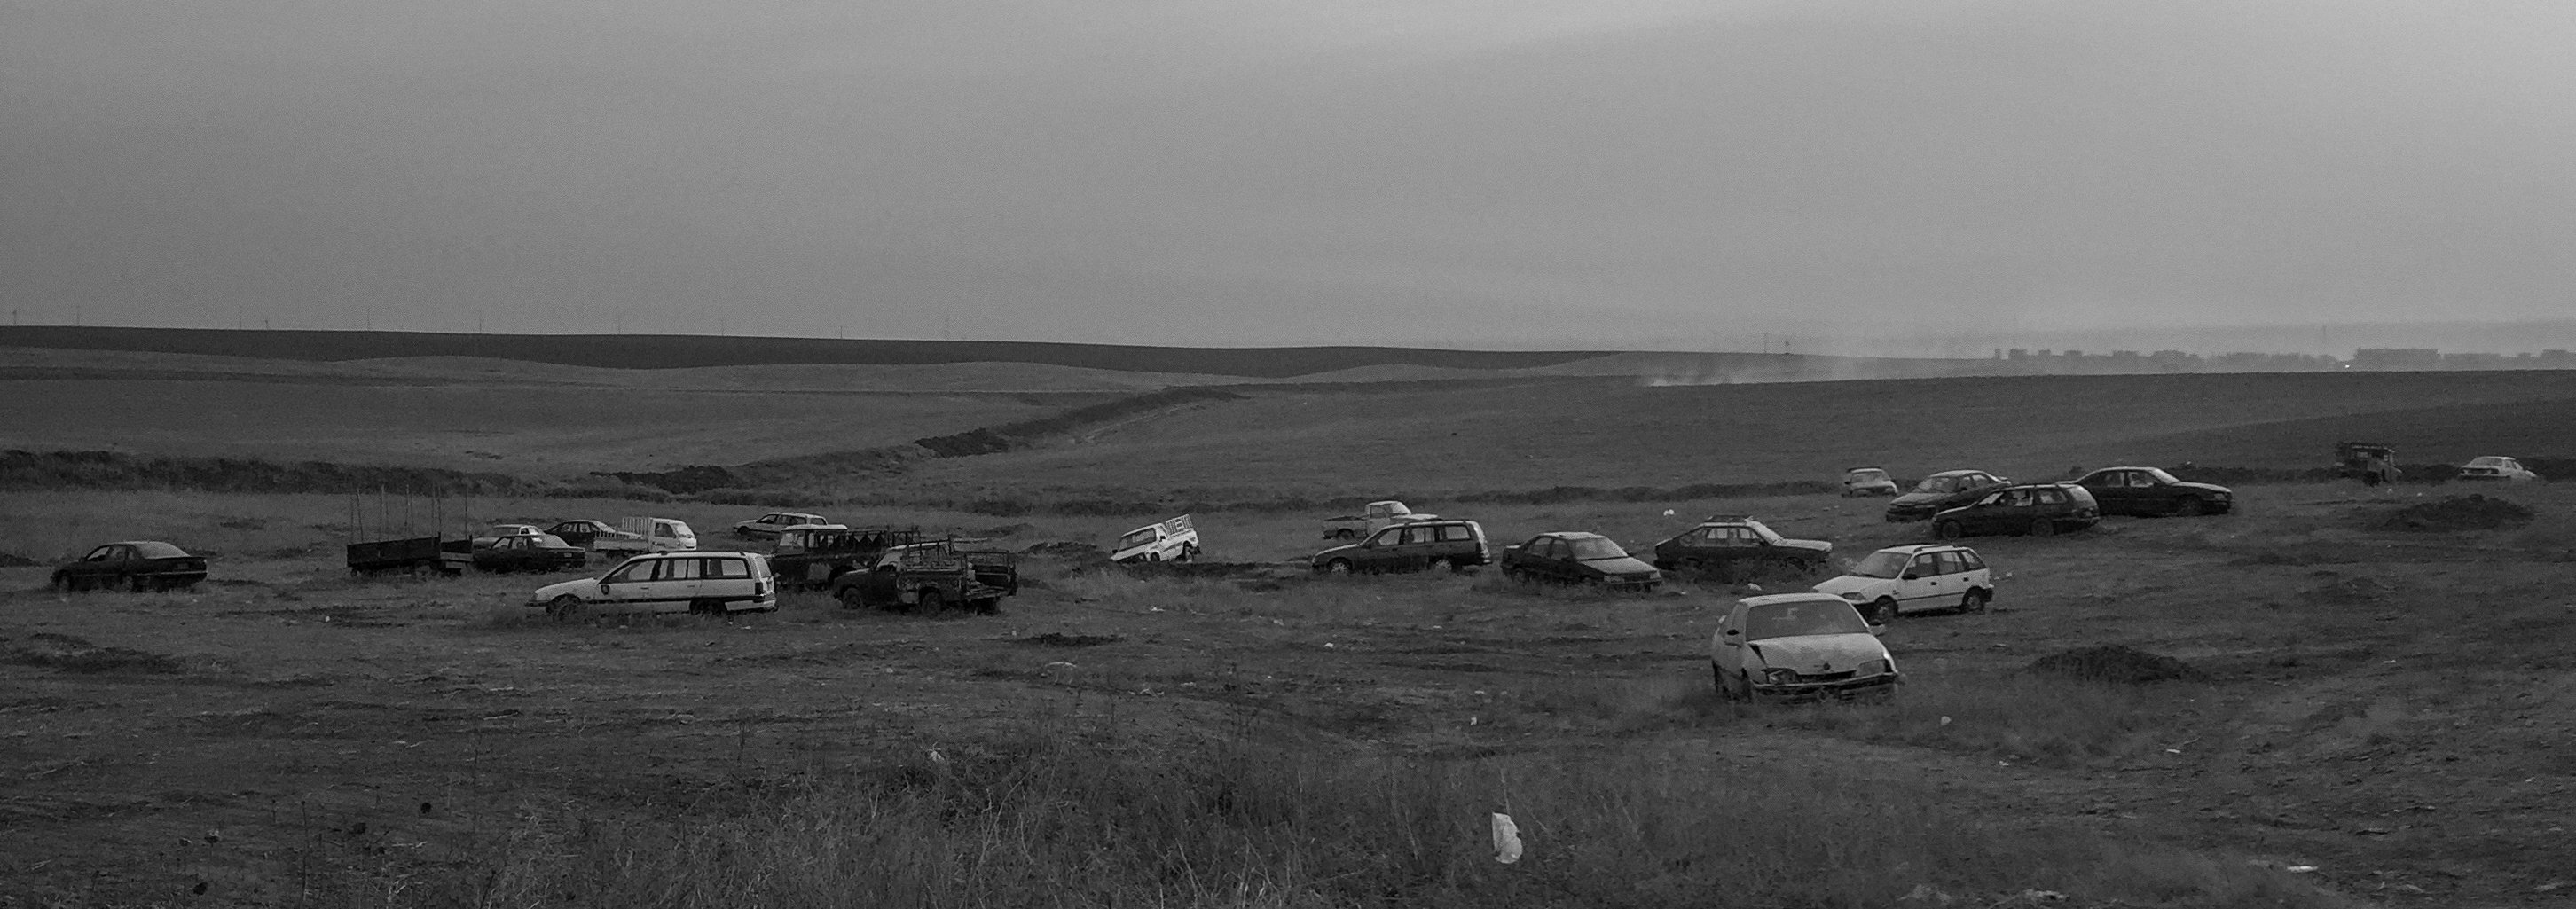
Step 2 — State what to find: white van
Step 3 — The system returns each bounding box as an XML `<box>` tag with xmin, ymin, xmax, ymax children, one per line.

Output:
<box><xmin>1111</xmin><ymin>514</ymin><xmax>1200</xmax><ymax>563</ymax></box>
<box><xmin>530</xmin><ymin>551</ymin><xmax>776</xmax><ymax>615</ymax></box>
<box><xmin>596</xmin><ymin>517</ymin><xmax>698</xmax><ymax>555</ymax></box>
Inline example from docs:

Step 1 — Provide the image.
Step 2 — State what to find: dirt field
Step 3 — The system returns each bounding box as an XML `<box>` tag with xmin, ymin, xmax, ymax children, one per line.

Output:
<box><xmin>7</xmin><ymin>478</ymin><xmax>2575</xmax><ymax>906</ymax></box>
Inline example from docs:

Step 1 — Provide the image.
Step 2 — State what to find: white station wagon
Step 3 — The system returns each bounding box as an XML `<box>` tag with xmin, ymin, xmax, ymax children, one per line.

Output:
<box><xmin>532</xmin><ymin>552</ymin><xmax>778</xmax><ymax>617</ymax></box>
<box><xmin>1812</xmin><ymin>545</ymin><xmax>1993</xmax><ymax>623</ymax></box>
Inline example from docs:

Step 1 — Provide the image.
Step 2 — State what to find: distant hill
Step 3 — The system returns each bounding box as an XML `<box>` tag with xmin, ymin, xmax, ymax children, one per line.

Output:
<box><xmin>0</xmin><ymin>326</ymin><xmax>1619</xmax><ymax>379</ymax></box>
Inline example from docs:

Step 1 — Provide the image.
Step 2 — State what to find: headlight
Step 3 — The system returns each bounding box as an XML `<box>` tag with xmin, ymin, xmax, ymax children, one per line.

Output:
<box><xmin>1859</xmin><ymin>659</ymin><xmax>1892</xmax><ymax>676</ymax></box>
<box><xmin>1762</xmin><ymin>668</ymin><xmax>1802</xmax><ymax>685</ymax></box>
<box><xmin>1839</xmin><ymin>591</ymin><xmax>1865</xmax><ymax>600</ymax></box>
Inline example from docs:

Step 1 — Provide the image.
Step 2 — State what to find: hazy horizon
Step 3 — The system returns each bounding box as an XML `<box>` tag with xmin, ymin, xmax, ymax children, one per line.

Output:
<box><xmin>8</xmin><ymin>1</ymin><xmax>2572</xmax><ymax>349</ymax></box>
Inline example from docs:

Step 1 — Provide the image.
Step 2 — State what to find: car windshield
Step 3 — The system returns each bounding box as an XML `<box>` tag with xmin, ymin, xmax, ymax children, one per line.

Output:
<box><xmin>1848</xmin><ymin>469</ymin><xmax>1888</xmax><ymax>482</ymax></box>
<box><xmin>1912</xmin><ymin>475</ymin><xmax>1959</xmax><ymax>494</ymax></box>
<box><xmin>2141</xmin><ymin>468</ymin><xmax>2181</xmax><ymax>484</ymax></box>
<box><xmin>1846</xmin><ymin>551</ymin><xmax>1909</xmax><ymax>579</ymax></box>
<box><xmin>1119</xmin><ymin>529</ymin><xmax>1158</xmax><ymax>549</ymax></box>
<box><xmin>1743</xmin><ymin>601</ymin><xmax>1872</xmax><ymax>639</ymax></box>
<box><xmin>1568</xmin><ymin>538</ymin><xmax>1630</xmax><ymax>560</ymax></box>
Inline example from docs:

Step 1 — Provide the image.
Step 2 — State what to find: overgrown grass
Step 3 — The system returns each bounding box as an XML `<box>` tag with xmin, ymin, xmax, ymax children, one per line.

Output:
<box><xmin>1771</xmin><ymin>671</ymin><xmax>2213</xmax><ymax>765</ymax></box>
<box><xmin>428</xmin><ymin>735</ymin><xmax>2343</xmax><ymax>909</ymax></box>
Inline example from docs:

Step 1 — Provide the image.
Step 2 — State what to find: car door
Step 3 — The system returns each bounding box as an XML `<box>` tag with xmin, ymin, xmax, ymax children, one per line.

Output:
<box><xmin>593</xmin><ymin>558</ymin><xmax>658</xmax><ymax>611</ymax></box>
<box><xmin>67</xmin><ymin>545</ymin><xmax>125</xmax><ymax>588</ymax></box>
<box><xmin>1525</xmin><ymin>537</ymin><xmax>1562</xmax><ymax>582</ymax></box>
<box><xmin>1898</xmin><ymin>552</ymin><xmax>1948</xmax><ymax>611</ymax></box>
<box><xmin>645</xmin><ymin>556</ymin><xmax>705</xmax><ymax>612</ymax></box>
<box><xmin>1357</xmin><ymin>527</ymin><xmax>1404</xmax><ymax>571</ymax></box>
<box><xmin>1713</xmin><ymin>605</ymin><xmax>1750</xmax><ymax>676</ymax></box>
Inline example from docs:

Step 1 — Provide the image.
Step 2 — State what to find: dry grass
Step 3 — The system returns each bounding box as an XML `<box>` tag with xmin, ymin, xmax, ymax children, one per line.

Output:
<box><xmin>432</xmin><ymin>733</ymin><xmax>2346</xmax><ymax>909</ymax></box>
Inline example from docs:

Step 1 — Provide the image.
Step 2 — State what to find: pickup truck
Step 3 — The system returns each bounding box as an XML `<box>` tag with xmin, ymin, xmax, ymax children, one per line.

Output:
<box><xmin>593</xmin><ymin>517</ymin><xmax>698</xmax><ymax>555</ymax></box>
<box><xmin>1320</xmin><ymin>500</ymin><xmax>1437</xmax><ymax>540</ymax></box>
<box><xmin>769</xmin><ymin>525</ymin><xmax>921</xmax><ymax>589</ymax></box>
<box><xmin>1111</xmin><ymin>514</ymin><xmax>1199</xmax><ymax>563</ymax></box>
<box><xmin>830</xmin><ymin>539</ymin><xmax>1017</xmax><ymax>614</ymax></box>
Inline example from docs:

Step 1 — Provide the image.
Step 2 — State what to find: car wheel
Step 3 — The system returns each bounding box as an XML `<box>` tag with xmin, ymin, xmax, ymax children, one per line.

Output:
<box><xmin>1326</xmin><ymin>559</ymin><xmax>1353</xmax><ymax>576</ymax></box>
<box><xmin>1873</xmin><ymin>597</ymin><xmax>1899</xmax><ymax>624</ymax></box>
<box><xmin>1428</xmin><ymin>557</ymin><xmax>1454</xmax><ymax>574</ymax></box>
<box><xmin>1960</xmin><ymin>588</ymin><xmax>1991</xmax><ymax>614</ymax></box>
<box><xmin>2029</xmin><ymin>518</ymin><xmax>2056</xmax><ymax>537</ymax></box>
<box><xmin>917</xmin><ymin>589</ymin><xmax>946</xmax><ymax>612</ymax></box>
<box><xmin>547</xmin><ymin>595</ymin><xmax>585</xmax><ymax>619</ymax></box>
<box><xmin>51</xmin><ymin>574</ymin><xmax>73</xmax><ymax>593</ymax></box>
<box><xmin>1713</xmin><ymin>662</ymin><xmax>1739</xmax><ymax>699</ymax></box>
<box><xmin>2174</xmin><ymin>497</ymin><xmax>2205</xmax><ymax>517</ymax></box>
<box><xmin>1934</xmin><ymin>520</ymin><xmax>1965</xmax><ymax>540</ymax></box>
<box><xmin>1333</xmin><ymin>529</ymin><xmax>1355</xmax><ymax>540</ymax></box>
<box><xmin>836</xmin><ymin>586</ymin><xmax>868</xmax><ymax>610</ymax></box>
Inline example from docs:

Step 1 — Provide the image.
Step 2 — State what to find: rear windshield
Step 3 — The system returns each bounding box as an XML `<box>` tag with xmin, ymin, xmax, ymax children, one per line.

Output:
<box><xmin>130</xmin><ymin>542</ymin><xmax>190</xmax><ymax>559</ymax></box>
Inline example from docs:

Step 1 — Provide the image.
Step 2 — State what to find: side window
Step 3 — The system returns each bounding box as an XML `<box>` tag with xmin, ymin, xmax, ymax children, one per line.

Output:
<box><xmin>707</xmin><ymin>558</ymin><xmax>750</xmax><ymax>579</ymax></box>
<box><xmin>1935</xmin><ymin>552</ymin><xmax>1967</xmax><ymax>575</ymax></box>
<box><xmin>2003</xmin><ymin>489</ymin><xmax>2035</xmax><ymax>506</ymax></box>
<box><xmin>605</xmin><ymin>561</ymin><xmax>647</xmax><ymax>584</ymax></box>
<box><xmin>1532</xmin><ymin>538</ymin><xmax>1560</xmax><ymax>560</ymax></box>
<box><xmin>655</xmin><ymin>559</ymin><xmax>703</xmax><ymax>581</ymax></box>
<box><xmin>1367</xmin><ymin>528</ymin><xmax>1401</xmax><ymax>547</ymax></box>
<box><xmin>1439</xmin><ymin>525</ymin><xmax>1473</xmax><ymax>542</ymax></box>
<box><xmin>85</xmin><ymin>545</ymin><xmax>116</xmax><ymax>561</ymax></box>
<box><xmin>1909</xmin><ymin>554</ymin><xmax>1940</xmax><ymax>577</ymax></box>
<box><xmin>2038</xmin><ymin>488</ymin><xmax>2068</xmax><ymax>505</ymax></box>
<box><xmin>1399</xmin><ymin>527</ymin><xmax>1427</xmax><ymax>545</ymax></box>
<box><xmin>1956</xmin><ymin>550</ymin><xmax>1985</xmax><ymax>571</ymax></box>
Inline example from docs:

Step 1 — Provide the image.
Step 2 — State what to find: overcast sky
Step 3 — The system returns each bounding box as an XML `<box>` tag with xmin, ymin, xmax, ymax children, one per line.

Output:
<box><xmin>4</xmin><ymin>0</ymin><xmax>2572</xmax><ymax>351</ymax></box>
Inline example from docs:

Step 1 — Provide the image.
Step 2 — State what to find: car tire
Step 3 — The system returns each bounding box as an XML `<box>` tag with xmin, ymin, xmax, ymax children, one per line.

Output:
<box><xmin>1327</xmin><ymin>559</ymin><xmax>1353</xmax><ymax>576</ymax></box>
<box><xmin>2030</xmin><ymin>518</ymin><xmax>2056</xmax><ymax>537</ymax></box>
<box><xmin>1333</xmin><ymin>529</ymin><xmax>1355</xmax><ymax>540</ymax></box>
<box><xmin>1873</xmin><ymin>597</ymin><xmax>1899</xmax><ymax>624</ymax></box>
<box><xmin>1428</xmin><ymin>557</ymin><xmax>1455</xmax><ymax>574</ymax></box>
<box><xmin>836</xmin><ymin>586</ymin><xmax>868</xmax><ymax>610</ymax></box>
<box><xmin>1960</xmin><ymin>588</ymin><xmax>1991</xmax><ymax>614</ymax></box>
<box><xmin>2174</xmin><ymin>497</ymin><xmax>2205</xmax><ymax>517</ymax></box>
<box><xmin>547</xmin><ymin>595</ymin><xmax>585</xmax><ymax>619</ymax></box>
<box><xmin>917</xmin><ymin>589</ymin><xmax>946</xmax><ymax>612</ymax></box>
<box><xmin>1934</xmin><ymin>520</ymin><xmax>1966</xmax><ymax>540</ymax></box>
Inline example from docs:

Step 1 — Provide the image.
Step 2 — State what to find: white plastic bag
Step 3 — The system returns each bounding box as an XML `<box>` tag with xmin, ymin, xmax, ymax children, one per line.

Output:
<box><xmin>1490</xmin><ymin>812</ymin><xmax>1523</xmax><ymax>864</ymax></box>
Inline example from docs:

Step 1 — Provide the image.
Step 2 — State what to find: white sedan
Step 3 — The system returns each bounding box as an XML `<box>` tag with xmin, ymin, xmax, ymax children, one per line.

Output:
<box><xmin>1711</xmin><ymin>593</ymin><xmax>1901</xmax><ymax>701</ymax></box>
<box><xmin>733</xmin><ymin>512</ymin><xmax>831</xmax><ymax>538</ymax></box>
<box><xmin>2457</xmin><ymin>456</ymin><xmax>2540</xmax><ymax>482</ymax></box>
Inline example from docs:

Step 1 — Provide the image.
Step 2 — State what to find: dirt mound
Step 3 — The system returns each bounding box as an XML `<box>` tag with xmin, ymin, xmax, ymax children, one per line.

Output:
<box><xmin>1022</xmin><ymin>541</ymin><xmax>1102</xmax><ymax>558</ymax></box>
<box><xmin>2376</xmin><ymin>494</ymin><xmax>2534</xmax><ymax>531</ymax></box>
<box><xmin>2023</xmin><ymin>646</ymin><xmax>2207</xmax><ymax>685</ymax></box>
<box><xmin>0</xmin><ymin>551</ymin><xmax>37</xmax><ymax>568</ymax></box>
<box><xmin>4</xmin><ymin>632</ymin><xmax>185</xmax><ymax>674</ymax></box>
<box><xmin>1016</xmin><ymin>632</ymin><xmax>1123</xmax><ymax>647</ymax></box>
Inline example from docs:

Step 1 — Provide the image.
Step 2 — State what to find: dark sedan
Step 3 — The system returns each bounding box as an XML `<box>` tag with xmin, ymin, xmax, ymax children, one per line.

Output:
<box><xmin>1650</xmin><ymin>517</ymin><xmax>1831</xmax><ymax>583</ymax></box>
<box><xmin>473</xmin><ymin>533</ymin><xmax>593</xmax><ymax>573</ymax></box>
<box><xmin>51</xmin><ymin>541</ymin><xmax>208</xmax><ymax>592</ymax></box>
<box><xmin>1931</xmin><ymin>483</ymin><xmax>2101</xmax><ymax>539</ymax></box>
<box><xmin>1498</xmin><ymin>532</ymin><xmax>1661</xmax><ymax>592</ymax></box>
<box><xmin>1884</xmin><ymin>470</ymin><xmax>2009</xmax><ymax>522</ymax></box>
<box><xmin>2072</xmin><ymin>466</ymin><xmax>2234</xmax><ymax>516</ymax></box>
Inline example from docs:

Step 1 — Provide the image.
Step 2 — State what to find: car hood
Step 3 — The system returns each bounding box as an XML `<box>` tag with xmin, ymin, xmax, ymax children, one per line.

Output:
<box><xmin>1776</xmin><ymin>538</ymin><xmax>1832</xmax><ymax>554</ymax></box>
<box><xmin>531</xmin><ymin>577</ymin><xmax>599</xmax><ymax>600</ymax></box>
<box><xmin>1746</xmin><ymin>633</ymin><xmax>1890</xmax><ymax>673</ymax></box>
<box><xmin>1585</xmin><ymin>556</ymin><xmax>1659</xmax><ymax>576</ymax></box>
<box><xmin>1811</xmin><ymin>575</ymin><xmax>1892</xmax><ymax>599</ymax></box>
<box><xmin>1312</xmin><ymin>544</ymin><xmax>1360</xmax><ymax>563</ymax></box>
<box><xmin>1889</xmin><ymin>490</ymin><xmax>1960</xmax><ymax>507</ymax></box>
<box><xmin>2169</xmin><ymin>482</ymin><xmax>2231</xmax><ymax>495</ymax></box>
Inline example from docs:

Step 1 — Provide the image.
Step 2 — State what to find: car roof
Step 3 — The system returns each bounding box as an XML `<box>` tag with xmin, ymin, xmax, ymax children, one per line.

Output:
<box><xmin>1925</xmin><ymin>468</ymin><xmax>1991</xmax><ymax>477</ymax></box>
<box><xmin>1737</xmin><ymin>592</ymin><xmax>1850</xmax><ymax>608</ymax></box>
<box><xmin>1868</xmin><ymin>544</ymin><xmax>1971</xmax><ymax>556</ymax></box>
<box><xmin>2095</xmin><ymin>466</ymin><xmax>2163</xmax><ymax>472</ymax></box>
<box><xmin>1543</xmin><ymin>531</ymin><xmax>1607</xmax><ymax>540</ymax></box>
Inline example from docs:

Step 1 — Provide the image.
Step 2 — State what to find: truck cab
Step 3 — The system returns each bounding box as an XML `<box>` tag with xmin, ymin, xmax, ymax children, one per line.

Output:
<box><xmin>1321</xmin><ymin>500</ymin><xmax>1437</xmax><ymax>540</ymax></box>
<box><xmin>1111</xmin><ymin>514</ymin><xmax>1200</xmax><ymax>563</ymax></box>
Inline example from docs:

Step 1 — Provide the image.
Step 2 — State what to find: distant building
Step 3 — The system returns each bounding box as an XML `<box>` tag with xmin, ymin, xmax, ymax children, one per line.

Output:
<box><xmin>2352</xmin><ymin>349</ymin><xmax>2442</xmax><ymax>370</ymax></box>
